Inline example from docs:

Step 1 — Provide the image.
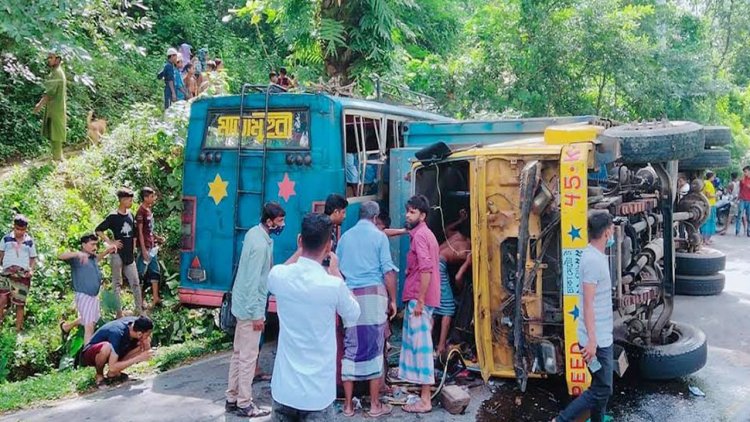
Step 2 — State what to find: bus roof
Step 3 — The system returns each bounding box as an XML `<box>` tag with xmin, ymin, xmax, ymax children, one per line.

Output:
<box><xmin>190</xmin><ymin>92</ymin><xmax>454</xmax><ymax>122</ymax></box>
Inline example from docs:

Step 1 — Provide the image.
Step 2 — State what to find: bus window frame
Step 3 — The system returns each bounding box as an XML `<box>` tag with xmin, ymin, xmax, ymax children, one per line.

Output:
<box><xmin>200</xmin><ymin>107</ymin><xmax>312</xmax><ymax>151</ymax></box>
<box><xmin>342</xmin><ymin>109</ymin><xmax>409</xmax><ymax>203</ymax></box>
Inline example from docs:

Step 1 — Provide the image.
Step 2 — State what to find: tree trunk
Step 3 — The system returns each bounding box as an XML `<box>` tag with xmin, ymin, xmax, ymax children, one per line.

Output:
<box><xmin>320</xmin><ymin>0</ymin><xmax>356</xmax><ymax>85</ymax></box>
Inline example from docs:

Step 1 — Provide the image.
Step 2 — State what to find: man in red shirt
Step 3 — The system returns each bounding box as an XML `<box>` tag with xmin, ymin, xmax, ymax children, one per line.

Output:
<box><xmin>737</xmin><ymin>166</ymin><xmax>750</xmax><ymax>236</ymax></box>
<box><xmin>399</xmin><ymin>195</ymin><xmax>440</xmax><ymax>414</ymax></box>
<box><xmin>136</xmin><ymin>187</ymin><xmax>165</xmax><ymax>308</ymax></box>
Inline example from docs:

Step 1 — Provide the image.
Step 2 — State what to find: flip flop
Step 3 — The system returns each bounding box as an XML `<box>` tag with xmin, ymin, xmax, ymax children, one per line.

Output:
<box><xmin>367</xmin><ymin>403</ymin><xmax>393</xmax><ymax>418</ymax></box>
<box><xmin>342</xmin><ymin>408</ymin><xmax>355</xmax><ymax>417</ymax></box>
<box><xmin>252</xmin><ymin>373</ymin><xmax>272</xmax><ymax>383</ymax></box>
<box><xmin>403</xmin><ymin>402</ymin><xmax>432</xmax><ymax>414</ymax></box>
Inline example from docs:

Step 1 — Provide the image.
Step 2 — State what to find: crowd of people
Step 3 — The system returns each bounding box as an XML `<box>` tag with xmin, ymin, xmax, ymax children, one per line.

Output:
<box><xmin>223</xmin><ymin>194</ymin><xmax>457</xmax><ymax>418</ymax></box>
<box><xmin>158</xmin><ymin>44</ymin><xmax>230</xmax><ymax>109</ymax></box>
<box><xmin>680</xmin><ymin>166</ymin><xmax>750</xmax><ymax>245</ymax></box>
<box><xmin>0</xmin><ymin>187</ymin><xmax>161</xmax><ymax>385</ymax></box>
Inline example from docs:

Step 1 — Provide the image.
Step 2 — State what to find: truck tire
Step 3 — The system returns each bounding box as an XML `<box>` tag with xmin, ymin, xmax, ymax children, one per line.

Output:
<box><xmin>639</xmin><ymin>322</ymin><xmax>707</xmax><ymax>380</ymax></box>
<box><xmin>703</xmin><ymin>126</ymin><xmax>732</xmax><ymax>147</ymax></box>
<box><xmin>675</xmin><ymin>273</ymin><xmax>726</xmax><ymax>296</ymax></box>
<box><xmin>679</xmin><ymin>147</ymin><xmax>732</xmax><ymax>171</ymax></box>
<box><xmin>604</xmin><ymin>121</ymin><xmax>704</xmax><ymax>164</ymax></box>
<box><xmin>675</xmin><ymin>248</ymin><xmax>726</xmax><ymax>276</ymax></box>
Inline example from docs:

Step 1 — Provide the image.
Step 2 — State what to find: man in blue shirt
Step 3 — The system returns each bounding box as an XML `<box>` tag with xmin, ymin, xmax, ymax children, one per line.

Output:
<box><xmin>225</xmin><ymin>202</ymin><xmax>285</xmax><ymax>418</ymax></box>
<box><xmin>81</xmin><ymin>316</ymin><xmax>154</xmax><ymax>386</ymax></box>
<box><xmin>157</xmin><ymin>47</ymin><xmax>178</xmax><ymax>109</ymax></box>
<box><xmin>337</xmin><ymin>201</ymin><xmax>397</xmax><ymax>417</ymax></box>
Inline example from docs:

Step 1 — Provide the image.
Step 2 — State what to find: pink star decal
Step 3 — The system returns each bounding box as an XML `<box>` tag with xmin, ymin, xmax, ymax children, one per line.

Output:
<box><xmin>277</xmin><ymin>172</ymin><xmax>296</xmax><ymax>202</ymax></box>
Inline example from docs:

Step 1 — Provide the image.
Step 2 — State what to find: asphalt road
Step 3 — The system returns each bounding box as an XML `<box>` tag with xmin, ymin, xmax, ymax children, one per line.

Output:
<box><xmin>2</xmin><ymin>234</ymin><xmax>749</xmax><ymax>422</ymax></box>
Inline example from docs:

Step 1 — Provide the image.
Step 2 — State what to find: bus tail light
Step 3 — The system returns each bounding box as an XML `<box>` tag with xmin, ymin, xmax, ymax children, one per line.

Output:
<box><xmin>181</xmin><ymin>197</ymin><xmax>196</xmax><ymax>251</ymax></box>
<box><xmin>187</xmin><ymin>256</ymin><xmax>206</xmax><ymax>282</ymax></box>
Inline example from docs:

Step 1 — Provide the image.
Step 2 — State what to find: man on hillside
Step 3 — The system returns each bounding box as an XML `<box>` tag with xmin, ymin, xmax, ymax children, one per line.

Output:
<box><xmin>737</xmin><ymin>165</ymin><xmax>750</xmax><ymax>237</ymax></box>
<box><xmin>0</xmin><ymin>216</ymin><xmax>37</xmax><ymax>332</ymax></box>
<box><xmin>268</xmin><ymin>213</ymin><xmax>360</xmax><ymax>420</ymax></box>
<box><xmin>136</xmin><ymin>187</ymin><xmax>165</xmax><ymax>309</ymax></box>
<box><xmin>80</xmin><ymin>315</ymin><xmax>154</xmax><ymax>386</ymax></box>
<box><xmin>34</xmin><ymin>51</ymin><xmax>66</xmax><ymax>161</ymax></box>
<box><xmin>338</xmin><ymin>201</ymin><xmax>397</xmax><ymax>418</ymax></box>
<box><xmin>157</xmin><ymin>48</ymin><xmax>179</xmax><ymax>110</ymax></box>
<box><xmin>224</xmin><ymin>202</ymin><xmax>286</xmax><ymax>418</ymax></box>
<box><xmin>96</xmin><ymin>188</ymin><xmax>143</xmax><ymax>318</ymax></box>
<box><xmin>553</xmin><ymin>211</ymin><xmax>615</xmax><ymax>422</ymax></box>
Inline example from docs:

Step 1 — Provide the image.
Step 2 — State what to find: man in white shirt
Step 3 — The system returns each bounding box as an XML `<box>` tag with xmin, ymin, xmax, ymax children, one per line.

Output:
<box><xmin>268</xmin><ymin>213</ymin><xmax>360</xmax><ymax>421</ymax></box>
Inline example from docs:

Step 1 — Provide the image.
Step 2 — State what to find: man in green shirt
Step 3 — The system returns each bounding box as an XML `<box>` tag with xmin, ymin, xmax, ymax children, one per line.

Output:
<box><xmin>225</xmin><ymin>202</ymin><xmax>286</xmax><ymax>418</ymax></box>
<box><xmin>34</xmin><ymin>51</ymin><xmax>66</xmax><ymax>161</ymax></box>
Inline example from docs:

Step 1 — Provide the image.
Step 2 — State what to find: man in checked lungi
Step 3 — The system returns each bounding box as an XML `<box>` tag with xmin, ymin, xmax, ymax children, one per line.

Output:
<box><xmin>0</xmin><ymin>215</ymin><xmax>38</xmax><ymax>332</ymax></box>
<box><xmin>337</xmin><ymin>201</ymin><xmax>398</xmax><ymax>418</ymax></box>
<box><xmin>399</xmin><ymin>195</ymin><xmax>441</xmax><ymax>414</ymax></box>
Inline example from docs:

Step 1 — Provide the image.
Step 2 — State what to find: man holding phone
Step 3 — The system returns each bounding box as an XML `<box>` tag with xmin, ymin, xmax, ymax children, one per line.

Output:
<box><xmin>553</xmin><ymin>211</ymin><xmax>615</xmax><ymax>422</ymax></box>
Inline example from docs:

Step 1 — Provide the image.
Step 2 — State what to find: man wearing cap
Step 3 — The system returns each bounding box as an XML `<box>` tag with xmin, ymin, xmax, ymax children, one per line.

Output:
<box><xmin>157</xmin><ymin>48</ymin><xmax>179</xmax><ymax>109</ymax></box>
<box><xmin>34</xmin><ymin>51</ymin><xmax>66</xmax><ymax>161</ymax></box>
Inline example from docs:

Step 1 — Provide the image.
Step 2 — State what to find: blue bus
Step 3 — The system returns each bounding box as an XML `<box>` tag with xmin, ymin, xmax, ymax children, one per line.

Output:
<box><xmin>178</xmin><ymin>89</ymin><xmax>451</xmax><ymax>307</ymax></box>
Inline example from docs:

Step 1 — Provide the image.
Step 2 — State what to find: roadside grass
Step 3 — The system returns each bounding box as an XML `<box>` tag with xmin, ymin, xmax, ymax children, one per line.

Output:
<box><xmin>0</xmin><ymin>336</ymin><xmax>230</xmax><ymax>413</ymax></box>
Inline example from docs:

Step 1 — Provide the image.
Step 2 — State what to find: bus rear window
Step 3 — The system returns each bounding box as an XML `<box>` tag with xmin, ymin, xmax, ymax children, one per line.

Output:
<box><xmin>204</xmin><ymin>110</ymin><xmax>310</xmax><ymax>149</ymax></box>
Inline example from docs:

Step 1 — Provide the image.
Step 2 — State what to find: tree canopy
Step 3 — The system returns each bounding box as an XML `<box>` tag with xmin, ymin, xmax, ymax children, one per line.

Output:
<box><xmin>1</xmin><ymin>0</ymin><xmax>749</xmax><ymax>163</ymax></box>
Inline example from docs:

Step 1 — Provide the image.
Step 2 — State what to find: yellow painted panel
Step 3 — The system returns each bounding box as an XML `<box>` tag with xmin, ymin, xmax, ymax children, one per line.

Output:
<box><xmin>560</xmin><ymin>143</ymin><xmax>591</xmax><ymax>396</ymax></box>
<box><xmin>545</xmin><ymin>124</ymin><xmax>603</xmax><ymax>145</ymax></box>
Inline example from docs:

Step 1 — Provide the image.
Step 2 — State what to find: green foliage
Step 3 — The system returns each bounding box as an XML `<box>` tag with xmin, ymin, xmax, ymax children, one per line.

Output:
<box><xmin>0</xmin><ymin>101</ymin><xmax>229</xmax><ymax>383</ymax></box>
<box><xmin>0</xmin><ymin>366</ymin><xmax>96</xmax><ymax>413</ymax></box>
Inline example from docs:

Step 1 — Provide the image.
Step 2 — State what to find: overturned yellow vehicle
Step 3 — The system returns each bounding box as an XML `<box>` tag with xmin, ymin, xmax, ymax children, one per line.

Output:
<box><xmin>401</xmin><ymin>119</ymin><xmax>710</xmax><ymax>395</ymax></box>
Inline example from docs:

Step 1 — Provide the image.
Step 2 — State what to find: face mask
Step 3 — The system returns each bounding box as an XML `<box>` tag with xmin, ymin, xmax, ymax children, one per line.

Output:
<box><xmin>606</xmin><ymin>236</ymin><xmax>615</xmax><ymax>248</ymax></box>
<box><xmin>269</xmin><ymin>225</ymin><xmax>284</xmax><ymax>236</ymax></box>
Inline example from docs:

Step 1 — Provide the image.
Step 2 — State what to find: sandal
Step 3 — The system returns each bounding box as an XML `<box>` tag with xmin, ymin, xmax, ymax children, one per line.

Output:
<box><xmin>105</xmin><ymin>373</ymin><xmax>129</xmax><ymax>385</ymax></box>
<box><xmin>342</xmin><ymin>408</ymin><xmax>355</xmax><ymax>417</ymax></box>
<box><xmin>252</xmin><ymin>373</ymin><xmax>272</xmax><ymax>383</ymax></box>
<box><xmin>403</xmin><ymin>402</ymin><xmax>432</xmax><ymax>414</ymax></box>
<box><xmin>367</xmin><ymin>403</ymin><xmax>393</xmax><ymax>418</ymax></box>
<box><xmin>59</xmin><ymin>321</ymin><xmax>69</xmax><ymax>341</ymax></box>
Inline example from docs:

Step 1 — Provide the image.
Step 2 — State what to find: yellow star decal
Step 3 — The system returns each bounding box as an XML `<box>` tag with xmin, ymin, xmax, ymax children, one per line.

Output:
<box><xmin>208</xmin><ymin>174</ymin><xmax>229</xmax><ymax>205</ymax></box>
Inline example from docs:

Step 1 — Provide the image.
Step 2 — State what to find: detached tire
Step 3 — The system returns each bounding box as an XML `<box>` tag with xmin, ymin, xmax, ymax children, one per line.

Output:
<box><xmin>679</xmin><ymin>148</ymin><xmax>732</xmax><ymax>171</ymax></box>
<box><xmin>675</xmin><ymin>273</ymin><xmax>726</xmax><ymax>296</ymax></box>
<box><xmin>675</xmin><ymin>247</ymin><xmax>726</xmax><ymax>276</ymax></box>
<box><xmin>639</xmin><ymin>322</ymin><xmax>707</xmax><ymax>380</ymax></box>
<box><xmin>604</xmin><ymin>121</ymin><xmax>704</xmax><ymax>164</ymax></box>
<box><xmin>703</xmin><ymin>126</ymin><xmax>732</xmax><ymax>147</ymax></box>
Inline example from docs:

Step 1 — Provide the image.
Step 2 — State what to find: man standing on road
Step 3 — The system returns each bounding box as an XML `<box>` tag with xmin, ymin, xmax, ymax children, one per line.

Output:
<box><xmin>96</xmin><ymin>188</ymin><xmax>142</xmax><ymax>318</ymax></box>
<box><xmin>337</xmin><ymin>201</ymin><xmax>396</xmax><ymax>418</ymax></box>
<box><xmin>268</xmin><ymin>213</ymin><xmax>360</xmax><ymax>421</ymax></box>
<box><xmin>324</xmin><ymin>194</ymin><xmax>348</xmax><ymax>255</ymax></box>
<box><xmin>736</xmin><ymin>165</ymin><xmax>750</xmax><ymax>237</ymax></box>
<box><xmin>553</xmin><ymin>211</ymin><xmax>615</xmax><ymax>422</ymax></box>
<box><xmin>34</xmin><ymin>51</ymin><xmax>66</xmax><ymax>161</ymax></box>
<box><xmin>225</xmin><ymin>202</ymin><xmax>285</xmax><ymax>418</ymax></box>
<box><xmin>399</xmin><ymin>195</ymin><xmax>441</xmax><ymax>414</ymax></box>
